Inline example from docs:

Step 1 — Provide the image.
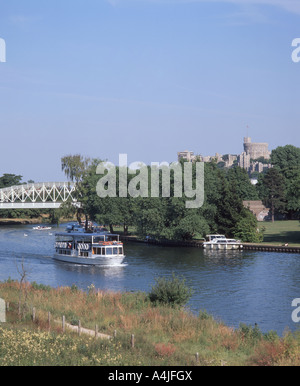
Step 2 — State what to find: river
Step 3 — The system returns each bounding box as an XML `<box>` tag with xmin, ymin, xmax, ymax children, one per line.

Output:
<box><xmin>0</xmin><ymin>223</ymin><xmax>300</xmax><ymax>336</ymax></box>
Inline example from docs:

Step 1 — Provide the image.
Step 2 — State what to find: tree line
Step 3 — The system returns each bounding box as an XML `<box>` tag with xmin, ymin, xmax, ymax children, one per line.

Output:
<box><xmin>2</xmin><ymin>144</ymin><xmax>300</xmax><ymax>241</ymax></box>
<box><xmin>58</xmin><ymin>155</ymin><xmax>262</xmax><ymax>242</ymax></box>
<box><xmin>59</xmin><ymin>145</ymin><xmax>300</xmax><ymax>242</ymax></box>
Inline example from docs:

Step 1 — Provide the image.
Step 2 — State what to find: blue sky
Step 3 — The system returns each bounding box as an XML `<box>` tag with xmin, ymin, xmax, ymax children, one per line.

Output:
<box><xmin>0</xmin><ymin>0</ymin><xmax>300</xmax><ymax>182</ymax></box>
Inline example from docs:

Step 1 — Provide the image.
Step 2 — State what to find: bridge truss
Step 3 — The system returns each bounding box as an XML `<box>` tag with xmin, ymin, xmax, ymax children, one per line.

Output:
<box><xmin>0</xmin><ymin>182</ymin><xmax>76</xmax><ymax>209</ymax></box>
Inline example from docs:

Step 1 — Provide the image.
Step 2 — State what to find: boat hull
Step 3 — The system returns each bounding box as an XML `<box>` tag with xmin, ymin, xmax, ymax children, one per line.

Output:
<box><xmin>53</xmin><ymin>253</ymin><xmax>125</xmax><ymax>266</ymax></box>
<box><xmin>203</xmin><ymin>243</ymin><xmax>243</xmax><ymax>250</ymax></box>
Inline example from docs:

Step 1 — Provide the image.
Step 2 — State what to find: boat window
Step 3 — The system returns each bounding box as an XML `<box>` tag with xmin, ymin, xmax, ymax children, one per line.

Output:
<box><xmin>106</xmin><ymin>247</ymin><xmax>113</xmax><ymax>255</ymax></box>
<box><xmin>118</xmin><ymin>247</ymin><xmax>123</xmax><ymax>255</ymax></box>
<box><xmin>56</xmin><ymin>236</ymin><xmax>73</xmax><ymax>242</ymax></box>
<box><xmin>93</xmin><ymin>236</ymin><xmax>105</xmax><ymax>243</ymax></box>
<box><xmin>113</xmin><ymin>247</ymin><xmax>118</xmax><ymax>255</ymax></box>
<box><xmin>101</xmin><ymin>247</ymin><xmax>105</xmax><ymax>255</ymax></box>
<box><xmin>107</xmin><ymin>236</ymin><xmax>118</xmax><ymax>242</ymax></box>
<box><xmin>59</xmin><ymin>250</ymin><xmax>71</xmax><ymax>255</ymax></box>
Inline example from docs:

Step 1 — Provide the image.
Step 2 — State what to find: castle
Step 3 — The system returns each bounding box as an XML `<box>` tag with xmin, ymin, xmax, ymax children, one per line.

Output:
<box><xmin>177</xmin><ymin>137</ymin><xmax>272</xmax><ymax>176</ymax></box>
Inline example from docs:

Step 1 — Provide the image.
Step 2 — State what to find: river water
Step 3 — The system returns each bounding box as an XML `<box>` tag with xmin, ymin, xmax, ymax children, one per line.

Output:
<box><xmin>0</xmin><ymin>223</ymin><xmax>300</xmax><ymax>336</ymax></box>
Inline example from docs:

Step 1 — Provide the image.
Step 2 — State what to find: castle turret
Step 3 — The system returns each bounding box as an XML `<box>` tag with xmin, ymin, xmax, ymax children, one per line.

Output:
<box><xmin>243</xmin><ymin>136</ymin><xmax>270</xmax><ymax>160</ymax></box>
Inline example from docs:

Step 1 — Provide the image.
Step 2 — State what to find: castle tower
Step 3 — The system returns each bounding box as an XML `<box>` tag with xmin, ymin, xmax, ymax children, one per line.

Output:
<box><xmin>243</xmin><ymin>136</ymin><xmax>270</xmax><ymax>160</ymax></box>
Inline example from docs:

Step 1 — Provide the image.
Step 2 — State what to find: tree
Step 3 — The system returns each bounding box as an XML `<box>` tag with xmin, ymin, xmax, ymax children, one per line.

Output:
<box><xmin>61</xmin><ymin>154</ymin><xmax>94</xmax><ymax>226</ymax></box>
<box><xmin>174</xmin><ymin>213</ymin><xmax>209</xmax><ymax>240</ymax></box>
<box><xmin>259</xmin><ymin>168</ymin><xmax>286</xmax><ymax>222</ymax></box>
<box><xmin>269</xmin><ymin>145</ymin><xmax>300</xmax><ymax>219</ymax></box>
<box><xmin>226</xmin><ymin>166</ymin><xmax>259</xmax><ymax>200</ymax></box>
<box><xmin>270</xmin><ymin>145</ymin><xmax>300</xmax><ymax>176</ymax></box>
<box><xmin>82</xmin><ymin>162</ymin><xmax>137</xmax><ymax>233</ymax></box>
<box><xmin>61</xmin><ymin>154</ymin><xmax>91</xmax><ymax>183</ymax></box>
<box><xmin>215</xmin><ymin>176</ymin><xmax>245</xmax><ymax>236</ymax></box>
<box><xmin>0</xmin><ymin>173</ymin><xmax>22</xmax><ymax>188</ymax></box>
<box><xmin>285</xmin><ymin>169</ymin><xmax>300</xmax><ymax>217</ymax></box>
<box><xmin>234</xmin><ymin>209</ymin><xmax>263</xmax><ymax>243</ymax></box>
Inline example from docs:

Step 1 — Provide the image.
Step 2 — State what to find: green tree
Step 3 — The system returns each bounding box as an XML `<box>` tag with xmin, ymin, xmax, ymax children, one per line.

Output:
<box><xmin>0</xmin><ymin>174</ymin><xmax>23</xmax><ymax>188</ymax></box>
<box><xmin>259</xmin><ymin>168</ymin><xmax>286</xmax><ymax>222</ymax></box>
<box><xmin>226</xmin><ymin>166</ymin><xmax>259</xmax><ymax>200</ymax></box>
<box><xmin>269</xmin><ymin>145</ymin><xmax>300</xmax><ymax>219</ymax></box>
<box><xmin>61</xmin><ymin>154</ymin><xmax>95</xmax><ymax>227</ymax></box>
<box><xmin>234</xmin><ymin>209</ymin><xmax>263</xmax><ymax>243</ymax></box>
<box><xmin>215</xmin><ymin>176</ymin><xmax>245</xmax><ymax>236</ymax></box>
<box><xmin>270</xmin><ymin>145</ymin><xmax>300</xmax><ymax>175</ymax></box>
<box><xmin>82</xmin><ymin>162</ymin><xmax>137</xmax><ymax>233</ymax></box>
<box><xmin>285</xmin><ymin>169</ymin><xmax>300</xmax><ymax>217</ymax></box>
<box><xmin>174</xmin><ymin>213</ymin><xmax>209</xmax><ymax>240</ymax></box>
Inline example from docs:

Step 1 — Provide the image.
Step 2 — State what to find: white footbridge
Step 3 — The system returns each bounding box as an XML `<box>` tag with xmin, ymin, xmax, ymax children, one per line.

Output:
<box><xmin>0</xmin><ymin>182</ymin><xmax>76</xmax><ymax>209</ymax></box>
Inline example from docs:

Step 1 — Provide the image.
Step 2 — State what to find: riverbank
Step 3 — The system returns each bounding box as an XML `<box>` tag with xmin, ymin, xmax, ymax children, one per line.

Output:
<box><xmin>0</xmin><ymin>218</ymin><xmax>43</xmax><ymax>225</ymax></box>
<box><xmin>1</xmin><ymin>281</ymin><xmax>300</xmax><ymax>366</ymax></box>
<box><xmin>118</xmin><ymin>220</ymin><xmax>300</xmax><ymax>253</ymax></box>
<box><xmin>120</xmin><ymin>235</ymin><xmax>300</xmax><ymax>254</ymax></box>
<box><xmin>0</xmin><ymin>216</ymin><xmax>75</xmax><ymax>226</ymax></box>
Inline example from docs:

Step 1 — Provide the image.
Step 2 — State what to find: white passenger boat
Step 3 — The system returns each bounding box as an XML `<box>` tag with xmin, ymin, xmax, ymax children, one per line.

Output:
<box><xmin>53</xmin><ymin>225</ymin><xmax>125</xmax><ymax>265</ymax></box>
<box><xmin>33</xmin><ymin>226</ymin><xmax>52</xmax><ymax>231</ymax></box>
<box><xmin>203</xmin><ymin>234</ymin><xmax>243</xmax><ymax>250</ymax></box>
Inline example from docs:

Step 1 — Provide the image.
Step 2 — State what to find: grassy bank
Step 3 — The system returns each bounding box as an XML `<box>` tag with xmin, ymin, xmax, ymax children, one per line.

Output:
<box><xmin>259</xmin><ymin>221</ymin><xmax>300</xmax><ymax>247</ymax></box>
<box><xmin>115</xmin><ymin>221</ymin><xmax>300</xmax><ymax>247</ymax></box>
<box><xmin>1</xmin><ymin>281</ymin><xmax>300</xmax><ymax>366</ymax></box>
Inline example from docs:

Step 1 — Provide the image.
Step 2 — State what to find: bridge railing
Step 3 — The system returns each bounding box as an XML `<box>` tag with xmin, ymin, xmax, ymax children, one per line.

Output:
<box><xmin>0</xmin><ymin>182</ymin><xmax>76</xmax><ymax>204</ymax></box>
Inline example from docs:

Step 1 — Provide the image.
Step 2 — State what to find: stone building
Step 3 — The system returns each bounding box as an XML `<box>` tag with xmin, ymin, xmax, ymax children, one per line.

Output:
<box><xmin>243</xmin><ymin>137</ymin><xmax>271</xmax><ymax>160</ymax></box>
<box><xmin>243</xmin><ymin>200</ymin><xmax>270</xmax><ymax>221</ymax></box>
<box><xmin>177</xmin><ymin>136</ymin><xmax>272</xmax><ymax>175</ymax></box>
<box><xmin>238</xmin><ymin>152</ymin><xmax>251</xmax><ymax>170</ymax></box>
<box><xmin>177</xmin><ymin>150</ymin><xmax>195</xmax><ymax>162</ymax></box>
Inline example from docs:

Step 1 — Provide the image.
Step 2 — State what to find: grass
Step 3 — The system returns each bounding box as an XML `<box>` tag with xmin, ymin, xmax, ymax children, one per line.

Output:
<box><xmin>1</xmin><ymin>280</ymin><xmax>300</xmax><ymax>366</ymax></box>
<box><xmin>258</xmin><ymin>220</ymin><xmax>300</xmax><ymax>247</ymax></box>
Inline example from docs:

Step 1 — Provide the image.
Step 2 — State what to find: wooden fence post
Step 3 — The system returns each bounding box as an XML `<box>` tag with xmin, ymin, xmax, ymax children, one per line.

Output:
<box><xmin>48</xmin><ymin>312</ymin><xmax>51</xmax><ymax>330</ymax></box>
<box><xmin>32</xmin><ymin>307</ymin><xmax>36</xmax><ymax>322</ymax></box>
<box><xmin>78</xmin><ymin>320</ymin><xmax>81</xmax><ymax>336</ymax></box>
<box><xmin>131</xmin><ymin>334</ymin><xmax>135</xmax><ymax>348</ymax></box>
<box><xmin>95</xmin><ymin>324</ymin><xmax>98</xmax><ymax>338</ymax></box>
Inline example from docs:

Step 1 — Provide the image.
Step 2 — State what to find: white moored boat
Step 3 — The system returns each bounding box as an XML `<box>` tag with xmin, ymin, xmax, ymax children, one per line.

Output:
<box><xmin>203</xmin><ymin>234</ymin><xmax>243</xmax><ymax>250</ymax></box>
<box><xmin>53</xmin><ymin>224</ymin><xmax>125</xmax><ymax>265</ymax></box>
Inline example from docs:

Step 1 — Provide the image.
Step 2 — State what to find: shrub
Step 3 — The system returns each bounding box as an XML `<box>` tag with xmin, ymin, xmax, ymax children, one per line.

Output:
<box><xmin>148</xmin><ymin>273</ymin><xmax>193</xmax><ymax>308</ymax></box>
<box><xmin>31</xmin><ymin>282</ymin><xmax>51</xmax><ymax>291</ymax></box>
<box><xmin>154</xmin><ymin>342</ymin><xmax>176</xmax><ymax>357</ymax></box>
<box><xmin>234</xmin><ymin>209</ymin><xmax>264</xmax><ymax>243</ymax></box>
<box><xmin>238</xmin><ymin>323</ymin><xmax>262</xmax><ymax>343</ymax></box>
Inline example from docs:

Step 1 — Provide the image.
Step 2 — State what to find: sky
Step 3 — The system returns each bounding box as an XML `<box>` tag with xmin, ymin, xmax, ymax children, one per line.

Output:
<box><xmin>0</xmin><ymin>0</ymin><xmax>300</xmax><ymax>182</ymax></box>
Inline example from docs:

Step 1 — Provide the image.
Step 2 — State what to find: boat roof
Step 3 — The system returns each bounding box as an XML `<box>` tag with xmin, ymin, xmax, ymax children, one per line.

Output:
<box><xmin>55</xmin><ymin>231</ymin><xmax>120</xmax><ymax>237</ymax></box>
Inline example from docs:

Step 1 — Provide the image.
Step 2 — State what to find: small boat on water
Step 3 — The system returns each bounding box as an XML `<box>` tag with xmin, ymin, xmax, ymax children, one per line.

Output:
<box><xmin>53</xmin><ymin>223</ymin><xmax>125</xmax><ymax>265</ymax></box>
<box><xmin>203</xmin><ymin>234</ymin><xmax>243</xmax><ymax>250</ymax></box>
<box><xmin>33</xmin><ymin>226</ymin><xmax>52</xmax><ymax>231</ymax></box>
